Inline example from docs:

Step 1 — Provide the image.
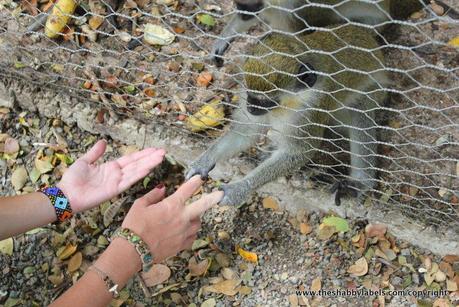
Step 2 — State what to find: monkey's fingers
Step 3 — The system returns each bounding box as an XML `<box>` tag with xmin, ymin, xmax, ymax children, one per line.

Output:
<box><xmin>185</xmin><ymin>161</ymin><xmax>216</xmax><ymax>181</ymax></box>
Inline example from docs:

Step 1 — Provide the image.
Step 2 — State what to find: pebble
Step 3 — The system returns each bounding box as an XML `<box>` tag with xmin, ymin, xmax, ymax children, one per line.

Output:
<box><xmin>391</xmin><ymin>276</ymin><xmax>403</xmax><ymax>286</ymax></box>
<box><xmin>401</xmin><ymin>248</ymin><xmax>411</xmax><ymax>256</ymax></box>
<box><xmin>280</xmin><ymin>272</ymin><xmax>288</xmax><ymax>281</ymax></box>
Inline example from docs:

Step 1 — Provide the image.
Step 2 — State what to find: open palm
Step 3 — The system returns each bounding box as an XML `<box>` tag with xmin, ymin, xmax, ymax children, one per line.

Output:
<box><xmin>57</xmin><ymin>140</ymin><xmax>165</xmax><ymax>213</ymax></box>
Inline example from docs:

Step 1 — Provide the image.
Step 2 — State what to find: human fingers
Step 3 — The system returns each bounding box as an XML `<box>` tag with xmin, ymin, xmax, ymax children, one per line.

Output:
<box><xmin>117</xmin><ymin>154</ymin><xmax>165</xmax><ymax>191</ymax></box>
<box><xmin>166</xmin><ymin>175</ymin><xmax>203</xmax><ymax>205</ymax></box>
<box><xmin>185</xmin><ymin>191</ymin><xmax>223</xmax><ymax>220</ymax></box>
<box><xmin>187</xmin><ymin>219</ymin><xmax>201</xmax><ymax>236</ymax></box>
<box><xmin>80</xmin><ymin>140</ymin><xmax>107</xmax><ymax>164</ymax></box>
<box><xmin>117</xmin><ymin>148</ymin><xmax>165</xmax><ymax>168</ymax></box>
<box><xmin>136</xmin><ymin>184</ymin><xmax>166</xmax><ymax>206</ymax></box>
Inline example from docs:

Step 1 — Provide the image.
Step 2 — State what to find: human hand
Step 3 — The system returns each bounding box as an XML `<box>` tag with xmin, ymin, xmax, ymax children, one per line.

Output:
<box><xmin>57</xmin><ymin>140</ymin><xmax>165</xmax><ymax>213</ymax></box>
<box><xmin>122</xmin><ymin>175</ymin><xmax>223</xmax><ymax>263</ymax></box>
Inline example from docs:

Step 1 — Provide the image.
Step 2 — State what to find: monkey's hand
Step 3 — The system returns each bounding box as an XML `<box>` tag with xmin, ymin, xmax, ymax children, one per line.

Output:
<box><xmin>331</xmin><ymin>179</ymin><xmax>374</xmax><ymax>206</ymax></box>
<box><xmin>211</xmin><ymin>39</ymin><xmax>230</xmax><ymax>67</ymax></box>
<box><xmin>219</xmin><ymin>180</ymin><xmax>251</xmax><ymax>206</ymax></box>
<box><xmin>185</xmin><ymin>158</ymin><xmax>216</xmax><ymax>181</ymax></box>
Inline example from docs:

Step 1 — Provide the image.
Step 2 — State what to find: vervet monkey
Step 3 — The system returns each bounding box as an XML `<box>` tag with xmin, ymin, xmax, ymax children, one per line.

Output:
<box><xmin>186</xmin><ymin>24</ymin><xmax>389</xmax><ymax>206</ymax></box>
<box><xmin>211</xmin><ymin>0</ymin><xmax>458</xmax><ymax>65</ymax></box>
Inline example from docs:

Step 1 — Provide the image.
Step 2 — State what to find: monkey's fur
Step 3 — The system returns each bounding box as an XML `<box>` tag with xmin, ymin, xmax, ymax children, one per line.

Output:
<box><xmin>186</xmin><ymin>24</ymin><xmax>388</xmax><ymax>206</ymax></box>
<box><xmin>212</xmin><ymin>0</ymin><xmax>458</xmax><ymax>65</ymax></box>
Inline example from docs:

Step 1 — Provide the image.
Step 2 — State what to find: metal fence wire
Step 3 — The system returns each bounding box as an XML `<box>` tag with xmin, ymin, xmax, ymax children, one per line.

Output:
<box><xmin>0</xmin><ymin>0</ymin><xmax>458</xmax><ymax>232</ymax></box>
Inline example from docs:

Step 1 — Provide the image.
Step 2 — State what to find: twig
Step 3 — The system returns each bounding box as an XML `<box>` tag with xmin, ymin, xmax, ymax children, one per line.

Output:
<box><xmin>136</xmin><ymin>274</ymin><xmax>151</xmax><ymax>297</ymax></box>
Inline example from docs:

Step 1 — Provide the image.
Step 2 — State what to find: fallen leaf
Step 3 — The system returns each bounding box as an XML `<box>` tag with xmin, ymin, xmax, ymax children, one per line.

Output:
<box><xmin>191</xmin><ymin>238</ymin><xmax>209</xmax><ymax>251</ymax></box>
<box><xmin>449</xmin><ymin>36</ymin><xmax>459</xmax><ymax>48</ymax></box>
<box><xmin>29</xmin><ymin>167</ymin><xmax>41</xmax><ymax>183</ymax></box>
<box><xmin>447</xmin><ymin>279</ymin><xmax>458</xmax><ymax>292</ymax></box>
<box><xmin>433</xmin><ymin>298</ymin><xmax>450</xmax><ymax>307</ymax></box>
<box><xmin>143</xmin><ymin>24</ymin><xmax>175</xmax><ymax>45</ymax></box>
<box><xmin>365</xmin><ymin>223</ymin><xmax>387</xmax><ymax>238</ymax></box>
<box><xmin>239</xmin><ymin>285</ymin><xmax>252</xmax><ymax>295</ymax></box>
<box><xmin>88</xmin><ymin>15</ymin><xmax>104</xmax><ymax>30</ymax></box>
<box><xmin>196</xmin><ymin>71</ymin><xmax>213</xmax><ymax>87</ymax></box>
<box><xmin>201</xmin><ymin>298</ymin><xmax>216</xmax><ymax>307</ymax></box>
<box><xmin>205</xmin><ymin>279</ymin><xmax>241</xmax><ymax>296</ymax></box>
<box><xmin>197</xmin><ymin>14</ymin><xmax>215</xmax><ymax>27</ymax></box>
<box><xmin>67</xmin><ymin>251</ymin><xmax>82</xmax><ymax>272</ymax></box>
<box><xmin>317</xmin><ymin>224</ymin><xmax>337</xmax><ymax>240</ymax></box>
<box><xmin>57</xmin><ymin>244</ymin><xmax>77</xmax><ymax>260</ymax></box>
<box><xmin>141</xmin><ymin>264</ymin><xmax>171</xmax><ymax>287</ymax></box>
<box><xmin>348</xmin><ymin>257</ymin><xmax>368</xmax><ymax>277</ymax></box>
<box><xmin>35</xmin><ymin>156</ymin><xmax>54</xmax><ymax>174</ymax></box>
<box><xmin>186</xmin><ymin>99</ymin><xmax>224</xmax><ymax>132</ymax></box>
<box><xmin>0</xmin><ymin>238</ymin><xmax>14</xmax><ymax>255</ymax></box>
<box><xmin>103</xmin><ymin>197</ymin><xmax>127</xmax><ymax>227</ymax></box>
<box><xmin>237</xmin><ymin>246</ymin><xmax>258</xmax><ymax>263</ymax></box>
<box><xmin>262</xmin><ymin>196</ymin><xmax>279</xmax><ymax>211</ymax></box>
<box><xmin>45</xmin><ymin>0</ymin><xmax>77</xmax><ymax>38</ymax></box>
<box><xmin>322</xmin><ymin>216</ymin><xmax>349</xmax><ymax>232</ymax></box>
<box><xmin>442</xmin><ymin>255</ymin><xmax>459</xmax><ymax>263</ymax></box>
<box><xmin>311</xmin><ymin>277</ymin><xmax>321</xmax><ymax>291</ymax></box>
<box><xmin>221</xmin><ymin>268</ymin><xmax>237</xmax><ymax>280</ymax></box>
<box><xmin>11</xmin><ymin>166</ymin><xmax>28</xmax><ymax>190</ymax></box>
<box><xmin>4</xmin><ymin>137</ymin><xmax>19</xmax><ymax>154</ymax></box>
<box><xmin>430</xmin><ymin>2</ymin><xmax>444</xmax><ymax>15</ymax></box>
<box><xmin>188</xmin><ymin>257</ymin><xmax>210</xmax><ymax>277</ymax></box>
<box><xmin>300</xmin><ymin>223</ymin><xmax>312</xmax><ymax>235</ymax></box>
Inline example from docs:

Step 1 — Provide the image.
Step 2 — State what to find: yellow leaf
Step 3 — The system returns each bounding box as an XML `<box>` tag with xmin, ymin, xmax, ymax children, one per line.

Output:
<box><xmin>448</xmin><ymin>36</ymin><xmax>459</xmax><ymax>47</ymax></box>
<box><xmin>300</xmin><ymin>223</ymin><xmax>312</xmax><ymax>235</ymax></box>
<box><xmin>0</xmin><ymin>238</ymin><xmax>14</xmax><ymax>255</ymax></box>
<box><xmin>186</xmin><ymin>99</ymin><xmax>225</xmax><ymax>132</ymax></box>
<box><xmin>262</xmin><ymin>196</ymin><xmax>279</xmax><ymax>211</ymax></box>
<box><xmin>67</xmin><ymin>251</ymin><xmax>82</xmax><ymax>272</ymax></box>
<box><xmin>57</xmin><ymin>244</ymin><xmax>77</xmax><ymax>260</ymax></box>
<box><xmin>45</xmin><ymin>0</ymin><xmax>77</xmax><ymax>38</ymax></box>
<box><xmin>89</xmin><ymin>15</ymin><xmax>104</xmax><ymax>30</ymax></box>
<box><xmin>237</xmin><ymin>246</ymin><xmax>258</xmax><ymax>263</ymax></box>
<box><xmin>35</xmin><ymin>155</ymin><xmax>54</xmax><ymax>174</ymax></box>
<box><xmin>311</xmin><ymin>277</ymin><xmax>321</xmax><ymax>291</ymax></box>
<box><xmin>347</xmin><ymin>257</ymin><xmax>368</xmax><ymax>277</ymax></box>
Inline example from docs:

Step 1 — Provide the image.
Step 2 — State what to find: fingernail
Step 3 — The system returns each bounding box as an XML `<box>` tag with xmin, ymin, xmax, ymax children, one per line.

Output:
<box><xmin>155</xmin><ymin>183</ymin><xmax>165</xmax><ymax>189</ymax></box>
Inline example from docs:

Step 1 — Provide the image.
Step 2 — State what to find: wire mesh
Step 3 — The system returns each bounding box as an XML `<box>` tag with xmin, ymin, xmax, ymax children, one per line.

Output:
<box><xmin>0</xmin><ymin>0</ymin><xmax>458</xmax><ymax>232</ymax></box>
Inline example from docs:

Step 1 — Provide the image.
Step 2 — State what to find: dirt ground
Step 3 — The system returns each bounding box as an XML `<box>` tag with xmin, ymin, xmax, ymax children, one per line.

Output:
<box><xmin>0</xmin><ymin>103</ymin><xmax>458</xmax><ymax>307</ymax></box>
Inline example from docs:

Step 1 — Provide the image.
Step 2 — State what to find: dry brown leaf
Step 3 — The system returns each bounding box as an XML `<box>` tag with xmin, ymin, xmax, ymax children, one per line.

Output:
<box><xmin>365</xmin><ymin>223</ymin><xmax>387</xmax><ymax>238</ymax></box>
<box><xmin>300</xmin><ymin>223</ymin><xmax>312</xmax><ymax>235</ymax></box>
<box><xmin>447</xmin><ymin>279</ymin><xmax>458</xmax><ymax>292</ymax></box>
<box><xmin>433</xmin><ymin>298</ymin><xmax>450</xmax><ymax>307</ymax></box>
<box><xmin>4</xmin><ymin>137</ymin><xmax>19</xmax><ymax>154</ymax></box>
<box><xmin>141</xmin><ymin>264</ymin><xmax>171</xmax><ymax>287</ymax></box>
<box><xmin>103</xmin><ymin>197</ymin><xmax>127</xmax><ymax>227</ymax></box>
<box><xmin>58</xmin><ymin>244</ymin><xmax>77</xmax><ymax>260</ymax></box>
<box><xmin>196</xmin><ymin>71</ymin><xmax>212</xmax><ymax>87</ymax></box>
<box><xmin>205</xmin><ymin>279</ymin><xmax>241</xmax><ymax>296</ymax></box>
<box><xmin>11</xmin><ymin>166</ymin><xmax>28</xmax><ymax>191</ymax></box>
<box><xmin>48</xmin><ymin>273</ymin><xmax>64</xmax><ymax>286</ymax></box>
<box><xmin>443</xmin><ymin>255</ymin><xmax>459</xmax><ymax>263</ymax></box>
<box><xmin>347</xmin><ymin>257</ymin><xmax>368</xmax><ymax>277</ymax></box>
<box><xmin>188</xmin><ymin>257</ymin><xmax>209</xmax><ymax>277</ymax></box>
<box><xmin>88</xmin><ymin>15</ymin><xmax>104</xmax><ymax>30</ymax></box>
<box><xmin>317</xmin><ymin>224</ymin><xmax>336</xmax><ymax>240</ymax></box>
<box><xmin>311</xmin><ymin>277</ymin><xmax>321</xmax><ymax>291</ymax></box>
<box><xmin>221</xmin><ymin>268</ymin><xmax>237</xmax><ymax>280</ymax></box>
<box><xmin>239</xmin><ymin>285</ymin><xmax>252</xmax><ymax>295</ymax></box>
<box><xmin>67</xmin><ymin>251</ymin><xmax>82</xmax><ymax>272</ymax></box>
<box><xmin>262</xmin><ymin>197</ymin><xmax>279</xmax><ymax>211</ymax></box>
<box><xmin>0</xmin><ymin>238</ymin><xmax>14</xmax><ymax>256</ymax></box>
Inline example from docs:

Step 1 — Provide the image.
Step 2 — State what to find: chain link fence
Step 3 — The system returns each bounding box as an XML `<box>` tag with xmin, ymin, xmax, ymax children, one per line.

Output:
<box><xmin>0</xmin><ymin>0</ymin><xmax>458</xmax><ymax>234</ymax></box>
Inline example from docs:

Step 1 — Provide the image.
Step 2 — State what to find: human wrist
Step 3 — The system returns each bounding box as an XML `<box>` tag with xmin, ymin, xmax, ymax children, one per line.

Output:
<box><xmin>55</xmin><ymin>182</ymin><xmax>81</xmax><ymax>213</ymax></box>
<box><xmin>94</xmin><ymin>237</ymin><xmax>141</xmax><ymax>288</ymax></box>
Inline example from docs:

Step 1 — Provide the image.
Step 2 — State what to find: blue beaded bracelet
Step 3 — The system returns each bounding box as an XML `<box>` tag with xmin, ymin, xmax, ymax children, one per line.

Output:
<box><xmin>39</xmin><ymin>186</ymin><xmax>73</xmax><ymax>222</ymax></box>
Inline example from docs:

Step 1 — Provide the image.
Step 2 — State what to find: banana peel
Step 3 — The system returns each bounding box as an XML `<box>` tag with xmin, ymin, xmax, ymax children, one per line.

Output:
<box><xmin>186</xmin><ymin>99</ymin><xmax>225</xmax><ymax>132</ymax></box>
<box><xmin>45</xmin><ymin>0</ymin><xmax>77</xmax><ymax>38</ymax></box>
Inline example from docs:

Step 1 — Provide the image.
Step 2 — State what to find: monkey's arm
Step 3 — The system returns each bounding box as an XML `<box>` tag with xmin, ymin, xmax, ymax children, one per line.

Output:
<box><xmin>211</xmin><ymin>11</ymin><xmax>258</xmax><ymax>66</ymax></box>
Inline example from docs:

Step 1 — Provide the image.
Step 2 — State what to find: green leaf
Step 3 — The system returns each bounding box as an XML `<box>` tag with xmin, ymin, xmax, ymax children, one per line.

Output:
<box><xmin>322</xmin><ymin>216</ymin><xmax>349</xmax><ymax>232</ymax></box>
<box><xmin>143</xmin><ymin>176</ymin><xmax>151</xmax><ymax>189</ymax></box>
<box><xmin>197</xmin><ymin>14</ymin><xmax>215</xmax><ymax>27</ymax></box>
<box><xmin>14</xmin><ymin>61</ymin><xmax>26</xmax><ymax>69</ymax></box>
<box><xmin>29</xmin><ymin>167</ymin><xmax>41</xmax><ymax>183</ymax></box>
<box><xmin>123</xmin><ymin>85</ymin><xmax>136</xmax><ymax>94</ymax></box>
<box><xmin>55</xmin><ymin>153</ymin><xmax>74</xmax><ymax>166</ymax></box>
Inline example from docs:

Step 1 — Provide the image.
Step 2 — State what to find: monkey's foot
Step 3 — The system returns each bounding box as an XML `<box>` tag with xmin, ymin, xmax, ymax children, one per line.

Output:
<box><xmin>185</xmin><ymin>159</ymin><xmax>216</xmax><ymax>181</ymax></box>
<box><xmin>219</xmin><ymin>181</ymin><xmax>251</xmax><ymax>206</ymax></box>
<box><xmin>330</xmin><ymin>180</ymin><xmax>362</xmax><ymax>206</ymax></box>
<box><xmin>211</xmin><ymin>39</ymin><xmax>230</xmax><ymax>67</ymax></box>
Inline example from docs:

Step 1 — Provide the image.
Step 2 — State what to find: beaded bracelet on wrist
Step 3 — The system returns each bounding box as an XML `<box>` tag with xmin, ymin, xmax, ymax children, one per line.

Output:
<box><xmin>38</xmin><ymin>186</ymin><xmax>73</xmax><ymax>222</ymax></box>
<box><xmin>111</xmin><ymin>227</ymin><xmax>154</xmax><ymax>273</ymax></box>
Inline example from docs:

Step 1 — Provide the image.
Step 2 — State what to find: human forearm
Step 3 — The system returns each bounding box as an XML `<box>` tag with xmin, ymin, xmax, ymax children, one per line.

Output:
<box><xmin>50</xmin><ymin>238</ymin><xmax>141</xmax><ymax>307</ymax></box>
<box><xmin>0</xmin><ymin>192</ymin><xmax>56</xmax><ymax>240</ymax></box>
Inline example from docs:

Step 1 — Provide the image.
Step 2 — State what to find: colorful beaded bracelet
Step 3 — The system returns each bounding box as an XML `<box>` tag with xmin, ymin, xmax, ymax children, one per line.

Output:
<box><xmin>39</xmin><ymin>186</ymin><xmax>73</xmax><ymax>222</ymax></box>
<box><xmin>111</xmin><ymin>227</ymin><xmax>154</xmax><ymax>273</ymax></box>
